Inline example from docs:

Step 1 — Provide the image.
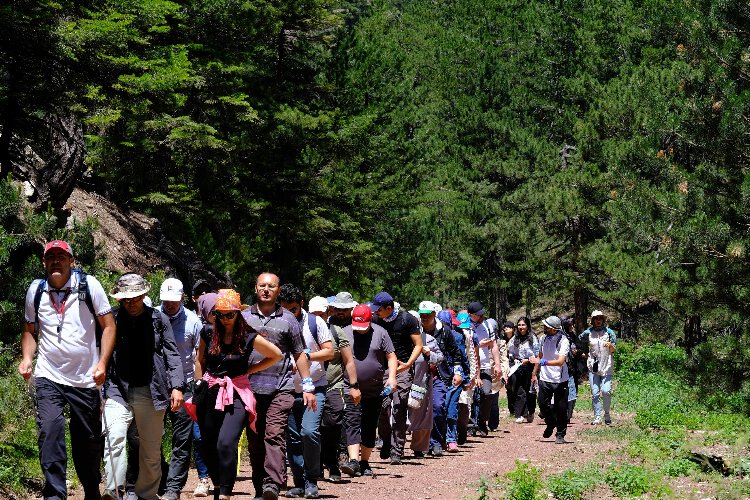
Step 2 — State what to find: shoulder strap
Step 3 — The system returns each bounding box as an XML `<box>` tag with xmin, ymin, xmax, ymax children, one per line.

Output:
<box><xmin>76</xmin><ymin>270</ymin><xmax>102</xmax><ymax>349</ymax></box>
<box><xmin>33</xmin><ymin>279</ymin><xmax>46</xmax><ymax>334</ymax></box>
<box><xmin>307</xmin><ymin>313</ymin><xmax>320</xmax><ymax>348</ymax></box>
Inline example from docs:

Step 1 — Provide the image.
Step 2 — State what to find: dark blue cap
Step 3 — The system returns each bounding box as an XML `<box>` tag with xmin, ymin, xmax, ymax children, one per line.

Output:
<box><xmin>370</xmin><ymin>291</ymin><xmax>394</xmax><ymax>312</ymax></box>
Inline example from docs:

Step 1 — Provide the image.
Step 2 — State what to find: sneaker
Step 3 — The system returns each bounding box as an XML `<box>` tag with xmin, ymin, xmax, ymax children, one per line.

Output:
<box><xmin>447</xmin><ymin>442</ymin><xmax>459</xmax><ymax>453</ymax></box>
<box><xmin>124</xmin><ymin>492</ymin><xmax>138</xmax><ymax>500</ymax></box>
<box><xmin>429</xmin><ymin>446</ymin><xmax>443</xmax><ymax>457</ymax></box>
<box><xmin>475</xmin><ymin>429</ymin><xmax>488</xmax><ymax>437</ymax></box>
<box><xmin>389</xmin><ymin>455</ymin><xmax>402</xmax><ymax>465</ymax></box>
<box><xmin>604</xmin><ymin>415</ymin><xmax>612</xmax><ymax>425</ymax></box>
<box><xmin>304</xmin><ymin>483</ymin><xmax>319</xmax><ymax>499</ymax></box>
<box><xmin>555</xmin><ymin>436</ymin><xmax>565</xmax><ymax>444</ymax></box>
<box><xmin>413</xmin><ymin>451</ymin><xmax>425</xmax><ymax>458</ymax></box>
<box><xmin>515</xmin><ymin>417</ymin><xmax>525</xmax><ymax>424</ymax></box>
<box><xmin>359</xmin><ymin>460</ymin><xmax>374</xmax><ymax>477</ymax></box>
<box><xmin>543</xmin><ymin>426</ymin><xmax>554</xmax><ymax>438</ymax></box>
<box><xmin>285</xmin><ymin>487</ymin><xmax>304</xmax><ymax>498</ymax></box>
<box><xmin>262</xmin><ymin>485</ymin><xmax>279</xmax><ymax>500</ymax></box>
<box><xmin>379</xmin><ymin>446</ymin><xmax>391</xmax><ymax>460</ymax></box>
<box><xmin>591</xmin><ymin>417</ymin><xmax>602</xmax><ymax>425</ymax></box>
<box><xmin>194</xmin><ymin>478</ymin><xmax>211</xmax><ymax>498</ymax></box>
<box><xmin>161</xmin><ymin>492</ymin><xmax>179</xmax><ymax>500</ymax></box>
<box><xmin>340</xmin><ymin>459</ymin><xmax>361</xmax><ymax>477</ymax></box>
<box><xmin>328</xmin><ymin>466</ymin><xmax>342</xmax><ymax>483</ymax></box>
<box><xmin>526</xmin><ymin>413</ymin><xmax>535</xmax><ymax>423</ymax></box>
<box><xmin>102</xmin><ymin>490</ymin><xmax>120</xmax><ymax>500</ymax></box>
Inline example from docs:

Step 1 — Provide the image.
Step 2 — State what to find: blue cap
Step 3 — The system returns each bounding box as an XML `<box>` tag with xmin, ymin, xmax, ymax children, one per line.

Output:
<box><xmin>456</xmin><ymin>312</ymin><xmax>471</xmax><ymax>329</ymax></box>
<box><xmin>370</xmin><ymin>291</ymin><xmax>394</xmax><ymax>312</ymax></box>
<box><xmin>437</xmin><ymin>310</ymin><xmax>452</xmax><ymax>325</ymax></box>
<box><xmin>326</xmin><ymin>295</ymin><xmax>336</xmax><ymax>304</ymax></box>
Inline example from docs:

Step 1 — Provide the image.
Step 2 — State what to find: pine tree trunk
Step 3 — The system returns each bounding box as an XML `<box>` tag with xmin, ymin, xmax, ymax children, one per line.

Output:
<box><xmin>574</xmin><ymin>286</ymin><xmax>588</xmax><ymax>334</ymax></box>
<box><xmin>683</xmin><ymin>315</ymin><xmax>703</xmax><ymax>355</ymax></box>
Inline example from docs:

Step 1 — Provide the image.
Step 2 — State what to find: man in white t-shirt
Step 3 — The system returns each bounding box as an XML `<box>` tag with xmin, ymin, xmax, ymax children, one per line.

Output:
<box><xmin>530</xmin><ymin>315</ymin><xmax>570</xmax><ymax>444</ymax></box>
<box><xmin>19</xmin><ymin>240</ymin><xmax>116</xmax><ymax>500</ymax></box>
<box><xmin>279</xmin><ymin>284</ymin><xmax>334</xmax><ymax>499</ymax></box>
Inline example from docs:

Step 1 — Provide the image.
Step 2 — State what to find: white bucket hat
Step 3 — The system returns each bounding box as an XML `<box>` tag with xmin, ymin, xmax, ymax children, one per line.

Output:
<box><xmin>110</xmin><ymin>273</ymin><xmax>151</xmax><ymax>300</ymax></box>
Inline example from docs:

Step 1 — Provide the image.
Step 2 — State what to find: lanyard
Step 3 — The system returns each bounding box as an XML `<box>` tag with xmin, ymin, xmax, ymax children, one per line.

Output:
<box><xmin>48</xmin><ymin>288</ymin><xmax>72</xmax><ymax>333</ymax></box>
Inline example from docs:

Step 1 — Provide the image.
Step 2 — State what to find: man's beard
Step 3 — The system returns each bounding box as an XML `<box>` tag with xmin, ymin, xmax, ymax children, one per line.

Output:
<box><xmin>329</xmin><ymin>315</ymin><xmax>351</xmax><ymax>327</ymax></box>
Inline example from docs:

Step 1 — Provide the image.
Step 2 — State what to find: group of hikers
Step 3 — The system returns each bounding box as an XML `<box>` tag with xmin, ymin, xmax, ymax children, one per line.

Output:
<box><xmin>19</xmin><ymin>239</ymin><xmax>618</xmax><ymax>500</ymax></box>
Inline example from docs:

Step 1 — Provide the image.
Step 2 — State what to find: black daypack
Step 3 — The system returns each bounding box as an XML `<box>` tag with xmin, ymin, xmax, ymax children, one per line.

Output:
<box><xmin>33</xmin><ymin>269</ymin><xmax>103</xmax><ymax>350</ymax></box>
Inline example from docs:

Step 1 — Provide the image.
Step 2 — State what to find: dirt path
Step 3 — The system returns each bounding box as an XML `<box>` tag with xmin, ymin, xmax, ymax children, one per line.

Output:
<box><xmin>177</xmin><ymin>410</ymin><xmax>591</xmax><ymax>500</ymax></box>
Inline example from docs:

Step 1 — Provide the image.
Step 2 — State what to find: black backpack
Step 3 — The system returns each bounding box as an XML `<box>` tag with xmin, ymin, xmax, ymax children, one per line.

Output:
<box><xmin>33</xmin><ymin>269</ymin><xmax>103</xmax><ymax>351</ymax></box>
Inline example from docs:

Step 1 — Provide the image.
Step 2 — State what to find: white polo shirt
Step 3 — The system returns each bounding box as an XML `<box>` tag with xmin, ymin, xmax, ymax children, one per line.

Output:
<box><xmin>292</xmin><ymin>310</ymin><xmax>332</xmax><ymax>392</ymax></box>
<box><xmin>25</xmin><ymin>272</ymin><xmax>112</xmax><ymax>388</ymax></box>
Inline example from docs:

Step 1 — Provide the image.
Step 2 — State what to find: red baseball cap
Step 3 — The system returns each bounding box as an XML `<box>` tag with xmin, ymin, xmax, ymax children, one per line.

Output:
<box><xmin>351</xmin><ymin>304</ymin><xmax>373</xmax><ymax>331</ymax></box>
<box><xmin>449</xmin><ymin>309</ymin><xmax>460</xmax><ymax>326</ymax></box>
<box><xmin>44</xmin><ymin>240</ymin><xmax>74</xmax><ymax>258</ymax></box>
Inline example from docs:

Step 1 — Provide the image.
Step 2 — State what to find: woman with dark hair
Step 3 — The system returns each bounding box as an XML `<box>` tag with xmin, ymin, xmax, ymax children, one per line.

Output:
<box><xmin>193</xmin><ymin>289</ymin><xmax>282</xmax><ymax>500</ymax></box>
<box><xmin>506</xmin><ymin>317</ymin><xmax>540</xmax><ymax>424</ymax></box>
<box><xmin>560</xmin><ymin>315</ymin><xmax>582</xmax><ymax>421</ymax></box>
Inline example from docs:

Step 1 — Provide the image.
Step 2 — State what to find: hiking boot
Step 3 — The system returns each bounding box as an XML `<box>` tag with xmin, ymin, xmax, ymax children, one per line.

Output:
<box><xmin>413</xmin><ymin>450</ymin><xmax>425</xmax><ymax>458</ymax></box>
<box><xmin>359</xmin><ymin>460</ymin><xmax>374</xmax><ymax>477</ymax></box>
<box><xmin>429</xmin><ymin>446</ymin><xmax>443</xmax><ymax>457</ymax></box>
<box><xmin>284</xmin><ymin>487</ymin><xmax>304</xmax><ymax>498</ymax></box>
<box><xmin>262</xmin><ymin>485</ymin><xmax>279</xmax><ymax>500</ymax></box>
<box><xmin>304</xmin><ymin>482</ymin><xmax>319</xmax><ymax>499</ymax></box>
<box><xmin>543</xmin><ymin>426</ymin><xmax>554</xmax><ymax>439</ymax></box>
<box><xmin>555</xmin><ymin>436</ymin><xmax>565</xmax><ymax>444</ymax></box>
<box><xmin>194</xmin><ymin>478</ymin><xmax>211</xmax><ymax>498</ymax></box>
<box><xmin>526</xmin><ymin>413</ymin><xmax>535</xmax><ymax>423</ymax></box>
<box><xmin>604</xmin><ymin>415</ymin><xmax>612</xmax><ymax>425</ymax></box>
<box><xmin>328</xmin><ymin>466</ymin><xmax>342</xmax><ymax>483</ymax></box>
<box><xmin>447</xmin><ymin>442</ymin><xmax>459</xmax><ymax>453</ymax></box>
<box><xmin>340</xmin><ymin>459</ymin><xmax>361</xmax><ymax>477</ymax></box>
<box><xmin>389</xmin><ymin>455</ymin><xmax>402</xmax><ymax>465</ymax></box>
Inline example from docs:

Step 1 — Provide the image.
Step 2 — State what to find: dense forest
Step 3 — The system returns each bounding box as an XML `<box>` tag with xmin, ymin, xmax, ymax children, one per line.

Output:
<box><xmin>2</xmin><ymin>0</ymin><xmax>750</xmax><ymax>406</ymax></box>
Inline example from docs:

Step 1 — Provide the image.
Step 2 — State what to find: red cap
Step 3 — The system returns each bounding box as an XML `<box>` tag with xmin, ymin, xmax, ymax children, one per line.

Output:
<box><xmin>44</xmin><ymin>240</ymin><xmax>74</xmax><ymax>258</ymax></box>
<box><xmin>351</xmin><ymin>304</ymin><xmax>373</xmax><ymax>331</ymax></box>
<box><xmin>449</xmin><ymin>309</ymin><xmax>459</xmax><ymax>326</ymax></box>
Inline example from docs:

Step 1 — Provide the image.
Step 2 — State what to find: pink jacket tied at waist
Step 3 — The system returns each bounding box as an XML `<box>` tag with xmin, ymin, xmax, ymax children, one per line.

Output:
<box><xmin>186</xmin><ymin>372</ymin><xmax>257</xmax><ymax>432</ymax></box>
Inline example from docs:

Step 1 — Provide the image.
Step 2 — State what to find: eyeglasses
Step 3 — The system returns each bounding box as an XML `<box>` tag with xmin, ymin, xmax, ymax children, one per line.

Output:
<box><xmin>213</xmin><ymin>311</ymin><xmax>238</xmax><ymax>320</ymax></box>
<box><xmin>121</xmin><ymin>295</ymin><xmax>145</xmax><ymax>304</ymax></box>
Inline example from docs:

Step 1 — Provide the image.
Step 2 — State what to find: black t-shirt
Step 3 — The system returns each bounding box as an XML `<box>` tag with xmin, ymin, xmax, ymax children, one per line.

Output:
<box><xmin>374</xmin><ymin>310</ymin><xmax>420</xmax><ymax>363</ymax></box>
<box><xmin>201</xmin><ymin>324</ymin><xmax>258</xmax><ymax>378</ymax></box>
<box><xmin>115</xmin><ymin>308</ymin><xmax>155</xmax><ymax>388</ymax></box>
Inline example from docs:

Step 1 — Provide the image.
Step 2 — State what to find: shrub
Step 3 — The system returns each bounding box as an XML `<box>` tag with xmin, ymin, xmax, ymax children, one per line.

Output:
<box><xmin>503</xmin><ymin>461</ymin><xmax>544</xmax><ymax>500</ymax></box>
<box><xmin>661</xmin><ymin>458</ymin><xmax>699</xmax><ymax>477</ymax></box>
<box><xmin>605</xmin><ymin>464</ymin><xmax>652</xmax><ymax>497</ymax></box>
<box><xmin>546</xmin><ymin>466</ymin><xmax>599</xmax><ymax>500</ymax></box>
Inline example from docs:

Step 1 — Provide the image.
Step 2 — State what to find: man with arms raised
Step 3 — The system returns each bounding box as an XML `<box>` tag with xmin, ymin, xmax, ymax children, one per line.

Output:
<box><xmin>19</xmin><ymin>240</ymin><xmax>116</xmax><ymax>500</ymax></box>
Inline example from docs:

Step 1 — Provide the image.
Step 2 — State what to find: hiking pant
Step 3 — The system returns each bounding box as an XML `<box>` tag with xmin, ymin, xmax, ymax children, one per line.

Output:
<box><xmin>36</xmin><ymin>377</ymin><xmax>103</xmax><ymax>500</ymax></box>
<box><xmin>248</xmin><ymin>390</ymin><xmax>295</xmax><ymax>495</ymax></box>
<box><xmin>457</xmin><ymin>402</ymin><xmax>471</xmax><ymax>445</ymax></box>
<box><xmin>320</xmin><ymin>387</ymin><xmax>345</xmax><ymax>472</ymax></box>
<box><xmin>102</xmin><ymin>398</ymin><xmax>132</xmax><ymax>493</ymax></box>
<box><xmin>378</xmin><ymin>369</ymin><xmax>413</xmax><ymax>459</ymax></box>
<box><xmin>287</xmin><ymin>388</ymin><xmax>326</xmax><ymax>488</ymax></box>
<box><xmin>343</xmin><ymin>394</ymin><xmax>384</xmax><ymax>448</ymax></box>
<box><xmin>509</xmin><ymin>364</ymin><xmax>536</xmax><ymax>418</ymax></box>
<box><xmin>476</xmin><ymin>369</ymin><xmax>493</xmax><ymax>433</ymax></box>
<box><xmin>198</xmin><ymin>393</ymin><xmax>248</xmax><ymax>496</ymax></box>
<box><xmin>444</xmin><ymin>384</ymin><xmax>462</xmax><ymax>444</ymax></box>
<box><xmin>538</xmin><ymin>380</ymin><xmax>569</xmax><ymax>439</ymax></box>
<box><xmin>589</xmin><ymin>372</ymin><xmax>613</xmax><ymax>419</ymax></box>
<box><xmin>488</xmin><ymin>392</ymin><xmax>500</xmax><ymax>430</ymax></box>
<box><xmin>130</xmin><ymin>386</ymin><xmax>167</xmax><ymax>500</ymax></box>
<box><xmin>429</xmin><ymin>377</ymin><xmax>448</xmax><ymax>449</ymax></box>
<box><xmin>164</xmin><ymin>382</ymin><xmax>194</xmax><ymax>495</ymax></box>
<box><xmin>193</xmin><ymin>422</ymin><xmax>209</xmax><ymax>479</ymax></box>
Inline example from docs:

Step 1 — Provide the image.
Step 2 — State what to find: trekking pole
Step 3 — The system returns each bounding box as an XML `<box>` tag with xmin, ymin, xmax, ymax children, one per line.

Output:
<box><xmin>100</xmin><ymin>388</ymin><xmax>121</xmax><ymax>498</ymax></box>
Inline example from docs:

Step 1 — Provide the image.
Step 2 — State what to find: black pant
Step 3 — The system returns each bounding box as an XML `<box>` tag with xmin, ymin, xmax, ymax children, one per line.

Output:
<box><xmin>320</xmin><ymin>388</ymin><xmax>345</xmax><ymax>471</ymax></box>
<box><xmin>35</xmin><ymin>377</ymin><xmax>103</xmax><ymax>500</ymax></box>
<box><xmin>476</xmin><ymin>369</ymin><xmax>493</xmax><ymax>433</ymax></box>
<box><xmin>343</xmin><ymin>394</ymin><xmax>383</xmax><ymax>448</ymax></box>
<box><xmin>488</xmin><ymin>392</ymin><xmax>500</xmax><ymax>430</ymax></box>
<box><xmin>537</xmin><ymin>380</ymin><xmax>569</xmax><ymax>439</ymax></box>
<box><xmin>198</xmin><ymin>393</ymin><xmax>248</xmax><ymax>496</ymax></box>
<box><xmin>509</xmin><ymin>364</ymin><xmax>536</xmax><ymax>418</ymax></box>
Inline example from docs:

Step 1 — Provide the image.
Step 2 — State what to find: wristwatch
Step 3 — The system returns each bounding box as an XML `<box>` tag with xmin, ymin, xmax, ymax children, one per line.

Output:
<box><xmin>350</xmin><ymin>382</ymin><xmax>360</xmax><ymax>389</ymax></box>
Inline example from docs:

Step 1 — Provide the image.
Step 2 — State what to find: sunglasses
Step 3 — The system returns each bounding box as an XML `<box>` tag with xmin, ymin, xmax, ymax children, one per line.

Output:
<box><xmin>213</xmin><ymin>311</ymin><xmax>238</xmax><ymax>320</ymax></box>
<box><xmin>121</xmin><ymin>295</ymin><xmax>145</xmax><ymax>304</ymax></box>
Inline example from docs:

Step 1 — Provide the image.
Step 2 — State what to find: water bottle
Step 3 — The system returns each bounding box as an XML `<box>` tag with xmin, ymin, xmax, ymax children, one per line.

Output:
<box><xmin>381</xmin><ymin>385</ymin><xmax>393</xmax><ymax>396</ymax></box>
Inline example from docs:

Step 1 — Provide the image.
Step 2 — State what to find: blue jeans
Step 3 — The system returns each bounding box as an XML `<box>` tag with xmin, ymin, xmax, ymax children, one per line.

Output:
<box><xmin>286</xmin><ymin>388</ymin><xmax>326</xmax><ymax>487</ymax></box>
<box><xmin>193</xmin><ymin>423</ymin><xmax>209</xmax><ymax>479</ymax></box>
<box><xmin>589</xmin><ymin>372</ymin><xmax>613</xmax><ymax>418</ymax></box>
<box><xmin>444</xmin><ymin>384</ymin><xmax>462</xmax><ymax>444</ymax></box>
<box><xmin>430</xmin><ymin>378</ymin><xmax>448</xmax><ymax>449</ymax></box>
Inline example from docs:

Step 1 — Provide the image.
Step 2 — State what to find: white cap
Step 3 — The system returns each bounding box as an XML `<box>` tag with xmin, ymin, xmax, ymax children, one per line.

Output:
<box><xmin>590</xmin><ymin>309</ymin><xmax>606</xmax><ymax>319</ymax></box>
<box><xmin>418</xmin><ymin>300</ymin><xmax>434</xmax><ymax>314</ymax></box>
<box><xmin>308</xmin><ymin>296</ymin><xmax>329</xmax><ymax>313</ymax></box>
<box><xmin>160</xmin><ymin>278</ymin><xmax>184</xmax><ymax>302</ymax></box>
